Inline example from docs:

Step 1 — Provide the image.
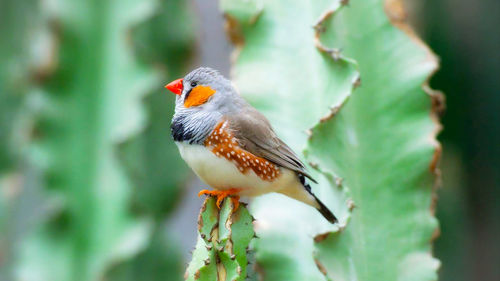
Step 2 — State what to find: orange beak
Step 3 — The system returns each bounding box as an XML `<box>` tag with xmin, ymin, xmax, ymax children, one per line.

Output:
<box><xmin>165</xmin><ymin>78</ymin><xmax>183</xmax><ymax>95</ymax></box>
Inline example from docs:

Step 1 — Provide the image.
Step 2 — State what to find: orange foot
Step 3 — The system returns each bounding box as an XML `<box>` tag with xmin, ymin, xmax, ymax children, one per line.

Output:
<box><xmin>198</xmin><ymin>188</ymin><xmax>241</xmax><ymax>210</ymax></box>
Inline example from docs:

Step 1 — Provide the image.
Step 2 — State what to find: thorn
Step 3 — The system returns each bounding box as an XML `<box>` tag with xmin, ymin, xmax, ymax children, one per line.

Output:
<box><xmin>207</xmin><ymin>237</ymin><xmax>212</xmax><ymax>242</ymax></box>
<box><xmin>230</xmin><ymin>254</ymin><xmax>236</xmax><ymax>260</ymax></box>
<box><xmin>340</xmin><ymin>0</ymin><xmax>350</xmax><ymax>5</ymax></box>
<box><xmin>200</xmin><ymin>233</ymin><xmax>206</xmax><ymax>239</ymax></box>
<box><xmin>251</xmin><ymin>216</ymin><xmax>256</xmax><ymax>222</ymax></box>
<box><xmin>335</xmin><ymin>176</ymin><xmax>343</xmax><ymax>187</ymax></box>
<box><xmin>313</xmin><ymin>23</ymin><xmax>326</xmax><ymax>33</ymax></box>
<box><xmin>246</xmin><ymin>248</ymin><xmax>251</xmax><ymax>254</ymax></box>
<box><xmin>347</xmin><ymin>198</ymin><xmax>356</xmax><ymax>210</ymax></box>
<box><xmin>353</xmin><ymin>76</ymin><xmax>361</xmax><ymax>88</ymax></box>
<box><xmin>330</xmin><ymin>48</ymin><xmax>342</xmax><ymax>61</ymax></box>
<box><xmin>218</xmin><ymin>246</ymin><xmax>224</xmax><ymax>252</ymax></box>
<box><xmin>253</xmin><ymin>233</ymin><xmax>259</xmax><ymax>239</ymax></box>
<box><xmin>204</xmin><ymin>258</ymin><xmax>211</xmax><ymax>265</ymax></box>
<box><xmin>206</xmin><ymin>245</ymin><xmax>213</xmax><ymax>251</ymax></box>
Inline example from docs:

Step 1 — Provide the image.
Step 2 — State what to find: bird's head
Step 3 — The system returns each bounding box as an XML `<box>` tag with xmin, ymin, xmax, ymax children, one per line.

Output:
<box><xmin>165</xmin><ymin>67</ymin><xmax>237</xmax><ymax>114</ymax></box>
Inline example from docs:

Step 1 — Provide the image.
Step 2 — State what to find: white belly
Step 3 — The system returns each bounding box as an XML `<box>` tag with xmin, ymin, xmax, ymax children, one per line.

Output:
<box><xmin>176</xmin><ymin>142</ymin><xmax>299</xmax><ymax>197</ymax></box>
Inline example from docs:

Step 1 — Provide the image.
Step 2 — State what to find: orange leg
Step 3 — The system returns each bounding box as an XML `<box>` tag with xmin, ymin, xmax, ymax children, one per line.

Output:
<box><xmin>230</xmin><ymin>196</ymin><xmax>240</xmax><ymax>211</ymax></box>
<box><xmin>198</xmin><ymin>188</ymin><xmax>241</xmax><ymax>210</ymax></box>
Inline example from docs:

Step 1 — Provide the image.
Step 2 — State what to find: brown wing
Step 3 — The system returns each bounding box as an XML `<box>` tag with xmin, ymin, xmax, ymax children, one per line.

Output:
<box><xmin>226</xmin><ymin>108</ymin><xmax>317</xmax><ymax>183</ymax></box>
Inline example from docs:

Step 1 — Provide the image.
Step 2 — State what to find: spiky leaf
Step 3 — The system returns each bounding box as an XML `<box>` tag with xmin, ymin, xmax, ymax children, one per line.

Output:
<box><xmin>222</xmin><ymin>0</ymin><xmax>358</xmax><ymax>280</ymax></box>
<box><xmin>222</xmin><ymin>0</ymin><xmax>441</xmax><ymax>280</ymax></box>
<box><xmin>15</xmin><ymin>0</ymin><xmax>162</xmax><ymax>280</ymax></box>
<box><xmin>186</xmin><ymin>197</ymin><xmax>254</xmax><ymax>281</ymax></box>
<box><xmin>309</xmin><ymin>1</ymin><xmax>441</xmax><ymax>280</ymax></box>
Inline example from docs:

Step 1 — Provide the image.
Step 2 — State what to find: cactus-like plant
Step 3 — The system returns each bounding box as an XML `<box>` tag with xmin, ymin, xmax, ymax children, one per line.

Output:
<box><xmin>0</xmin><ymin>1</ymin><xmax>44</xmax><ymax>279</ymax></box>
<box><xmin>186</xmin><ymin>197</ymin><xmax>255</xmax><ymax>281</ymax></box>
<box><xmin>118</xmin><ymin>0</ymin><xmax>195</xmax><ymax>220</ymax></box>
<box><xmin>106</xmin><ymin>1</ymin><xmax>197</xmax><ymax>279</ymax></box>
<box><xmin>0</xmin><ymin>0</ymin><xmax>195</xmax><ymax>280</ymax></box>
<box><xmin>0</xmin><ymin>0</ymin><xmax>39</xmax><ymax>173</ymax></box>
<box><xmin>222</xmin><ymin>0</ymin><xmax>442</xmax><ymax>280</ymax></box>
<box><xmin>12</xmin><ymin>0</ymin><xmax>191</xmax><ymax>280</ymax></box>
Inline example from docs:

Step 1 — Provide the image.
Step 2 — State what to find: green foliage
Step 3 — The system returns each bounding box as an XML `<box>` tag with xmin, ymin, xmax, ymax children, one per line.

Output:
<box><xmin>223</xmin><ymin>0</ymin><xmax>441</xmax><ymax>280</ymax></box>
<box><xmin>9</xmin><ymin>0</ymin><xmax>194</xmax><ymax>281</ymax></box>
<box><xmin>118</xmin><ymin>0</ymin><xmax>195</xmax><ymax>219</ymax></box>
<box><xmin>0</xmin><ymin>0</ymin><xmax>43</xmax><ymax>279</ymax></box>
<box><xmin>16</xmin><ymin>0</ymin><xmax>158</xmax><ymax>280</ymax></box>
<box><xmin>186</xmin><ymin>198</ymin><xmax>255</xmax><ymax>281</ymax></box>
<box><xmin>105</xmin><ymin>226</ymin><xmax>185</xmax><ymax>281</ymax></box>
<box><xmin>109</xmin><ymin>0</ymin><xmax>197</xmax><ymax>278</ymax></box>
<box><xmin>0</xmin><ymin>0</ymin><xmax>38</xmax><ymax>172</ymax></box>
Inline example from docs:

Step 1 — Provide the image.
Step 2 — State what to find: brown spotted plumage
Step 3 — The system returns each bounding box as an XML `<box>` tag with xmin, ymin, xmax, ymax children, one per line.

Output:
<box><xmin>205</xmin><ymin>121</ymin><xmax>281</xmax><ymax>182</ymax></box>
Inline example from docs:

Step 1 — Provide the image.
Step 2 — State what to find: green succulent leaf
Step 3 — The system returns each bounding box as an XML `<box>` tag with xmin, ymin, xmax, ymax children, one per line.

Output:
<box><xmin>104</xmin><ymin>226</ymin><xmax>185</xmax><ymax>281</ymax></box>
<box><xmin>308</xmin><ymin>0</ymin><xmax>441</xmax><ymax>280</ymax></box>
<box><xmin>0</xmin><ymin>0</ymin><xmax>40</xmax><ymax>173</ymax></box>
<box><xmin>15</xmin><ymin>0</ymin><xmax>166</xmax><ymax>280</ymax></box>
<box><xmin>117</xmin><ymin>0</ymin><xmax>196</xmax><ymax>218</ymax></box>
<box><xmin>222</xmin><ymin>0</ymin><xmax>441</xmax><ymax>280</ymax></box>
<box><xmin>186</xmin><ymin>197</ymin><xmax>255</xmax><ymax>281</ymax></box>
<box><xmin>222</xmin><ymin>0</ymin><xmax>358</xmax><ymax>280</ymax></box>
<box><xmin>220</xmin><ymin>0</ymin><xmax>263</xmax><ymax>24</ymax></box>
<box><xmin>111</xmin><ymin>0</ymin><xmax>197</xmax><ymax>278</ymax></box>
<box><xmin>0</xmin><ymin>1</ymin><xmax>52</xmax><ymax>280</ymax></box>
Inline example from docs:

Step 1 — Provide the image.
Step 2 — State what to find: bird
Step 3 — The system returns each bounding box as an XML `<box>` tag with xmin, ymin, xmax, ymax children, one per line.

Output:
<box><xmin>165</xmin><ymin>67</ymin><xmax>337</xmax><ymax>224</ymax></box>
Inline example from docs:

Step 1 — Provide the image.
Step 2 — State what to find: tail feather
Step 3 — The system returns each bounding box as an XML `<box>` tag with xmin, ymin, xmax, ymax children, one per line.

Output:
<box><xmin>299</xmin><ymin>174</ymin><xmax>338</xmax><ymax>224</ymax></box>
<box><xmin>312</xmin><ymin>194</ymin><xmax>338</xmax><ymax>224</ymax></box>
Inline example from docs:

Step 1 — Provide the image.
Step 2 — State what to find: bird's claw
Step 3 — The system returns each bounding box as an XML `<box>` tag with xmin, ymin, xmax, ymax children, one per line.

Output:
<box><xmin>198</xmin><ymin>188</ymin><xmax>241</xmax><ymax>211</ymax></box>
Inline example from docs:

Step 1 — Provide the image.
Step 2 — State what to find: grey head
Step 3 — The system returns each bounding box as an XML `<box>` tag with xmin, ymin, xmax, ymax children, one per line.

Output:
<box><xmin>170</xmin><ymin>67</ymin><xmax>247</xmax><ymax>144</ymax></box>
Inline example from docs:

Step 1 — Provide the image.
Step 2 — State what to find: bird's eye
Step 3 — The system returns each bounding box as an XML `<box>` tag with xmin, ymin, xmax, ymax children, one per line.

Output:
<box><xmin>190</xmin><ymin>81</ymin><xmax>197</xmax><ymax>87</ymax></box>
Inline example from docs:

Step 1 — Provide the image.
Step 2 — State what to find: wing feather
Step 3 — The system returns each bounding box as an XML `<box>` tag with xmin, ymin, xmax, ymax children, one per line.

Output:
<box><xmin>226</xmin><ymin>108</ymin><xmax>317</xmax><ymax>183</ymax></box>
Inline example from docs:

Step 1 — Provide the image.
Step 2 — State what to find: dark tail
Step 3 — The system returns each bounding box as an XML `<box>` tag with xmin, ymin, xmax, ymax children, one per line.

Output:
<box><xmin>299</xmin><ymin>175</ymin><xmax>338</xmax><ymax>224</ymax></box>
<box><xmin>312</xmin><ymin>194</ymin><xmax>338</xmax><ymax>224</ymax></box>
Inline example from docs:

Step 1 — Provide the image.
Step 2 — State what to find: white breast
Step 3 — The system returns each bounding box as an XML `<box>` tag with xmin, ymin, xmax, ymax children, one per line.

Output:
<box><xmin>176</xmin><ymin>142</ymin><xmax>298</xmax><ymax>197</ymax></box>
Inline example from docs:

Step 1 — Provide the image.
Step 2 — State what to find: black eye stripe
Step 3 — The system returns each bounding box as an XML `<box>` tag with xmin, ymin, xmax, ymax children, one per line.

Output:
<box><xmin>184</xmin><ymin>87</ymin><xmax>193</xmax><ymax>102</ymax></box>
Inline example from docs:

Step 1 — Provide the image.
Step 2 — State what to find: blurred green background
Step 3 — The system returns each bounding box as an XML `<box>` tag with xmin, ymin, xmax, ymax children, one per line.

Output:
<box><xmin>0</xmin><ymin>0</ymin><xmax>498</xmax><ymax>281</ymax></box>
